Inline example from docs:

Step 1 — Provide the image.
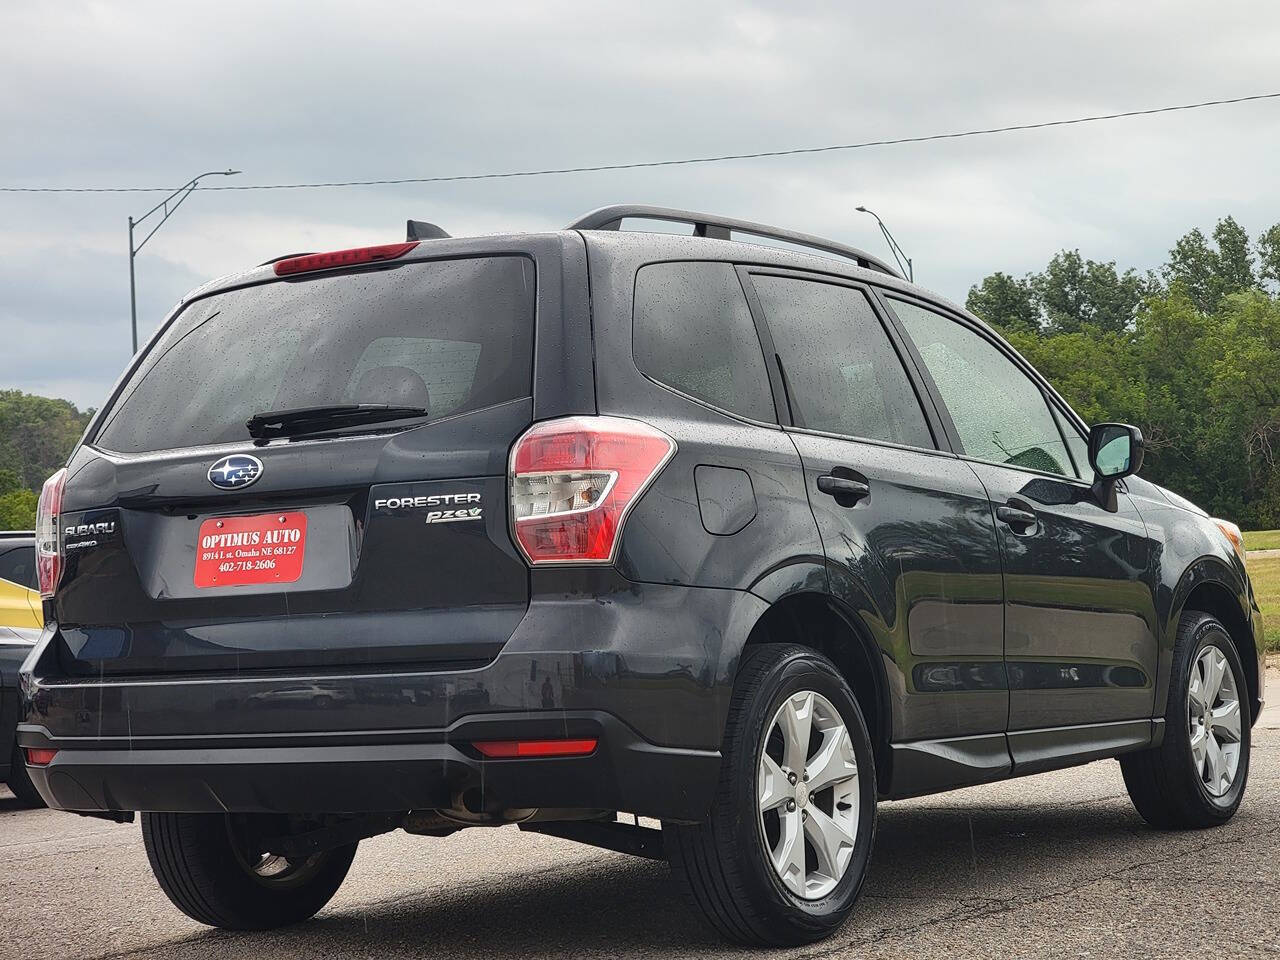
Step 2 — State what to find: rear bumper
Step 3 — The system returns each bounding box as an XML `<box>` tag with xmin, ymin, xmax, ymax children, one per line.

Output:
<box><xmin>18</xmin><ymin>580</ymin><xmax>768</xmax><ymax>821</ymax></box>
<box><xmin>16</xmin><ymin>710</ymin><xmax>720</xmax><ymax>821</ymax></box>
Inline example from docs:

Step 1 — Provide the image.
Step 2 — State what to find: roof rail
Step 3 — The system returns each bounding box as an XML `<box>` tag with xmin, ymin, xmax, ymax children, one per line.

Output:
<box><xmin>567</xmin><ymin>204</ymin><xmax>901</xmax><ymax>278</ymax></box>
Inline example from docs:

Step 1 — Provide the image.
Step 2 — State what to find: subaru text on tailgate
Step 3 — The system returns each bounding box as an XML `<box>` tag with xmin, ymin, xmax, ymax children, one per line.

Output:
<box><xmin>19</xmin><ymin>206</ymin><xmax>1264</xmax><ymax>945</ymax></box>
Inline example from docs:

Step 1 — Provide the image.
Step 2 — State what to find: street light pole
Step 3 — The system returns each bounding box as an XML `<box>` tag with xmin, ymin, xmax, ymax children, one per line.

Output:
<box><xmin>128</xmin><ymin>216</ymin><xmax>138</xmax><ymax>354</ymax></box>
<box><xmin>855</xmin><ymin>205</ymin><xmax>913</xmax><ymax>283</ymax></box>
<box><xmin>128</xmin><ymin>169</ymin><xmax>240</xmax><ymax>353</ymax></box>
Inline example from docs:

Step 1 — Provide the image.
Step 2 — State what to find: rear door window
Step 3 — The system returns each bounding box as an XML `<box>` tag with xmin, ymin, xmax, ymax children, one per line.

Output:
<box><xmin>633</xmin><ymin>261</ymin><xmax>776</xmax><ymax>422</ymax></box>
<box><xmin>750</xmin><ymin>275</ymin><xmax>933</xmax><ymax>448</ymax></box>
<box><xmin>94</xmin><ymin>256</ymin><xmax>535</xmax><ymax>454</ymax></box>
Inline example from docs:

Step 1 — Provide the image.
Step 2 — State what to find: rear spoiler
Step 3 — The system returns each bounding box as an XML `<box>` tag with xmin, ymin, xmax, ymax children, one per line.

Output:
<box><xmin>257</xmin><ymin>219</ymin><xmax>450</xmax><ymax>268</ymax></box>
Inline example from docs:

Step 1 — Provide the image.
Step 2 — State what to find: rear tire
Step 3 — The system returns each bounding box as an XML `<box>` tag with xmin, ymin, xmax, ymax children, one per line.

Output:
<box><xmin>141</xmin><ymin>812</ymin><xmax>356</xmax><ymax>929</ymax></box>
<box><xmin>6</xmin><ymin>744</ymin><xmax>46</xmax><ymax>808</ymax></box>
<box><xmin>665</xmin><ymin>643</ymin><xmax>877</xmax><ymax>946</ymax></box>
<box><xmin>1121</xmin><ymin>611</ymin><xmax>1251</xmax><ymax>829</ymax></box>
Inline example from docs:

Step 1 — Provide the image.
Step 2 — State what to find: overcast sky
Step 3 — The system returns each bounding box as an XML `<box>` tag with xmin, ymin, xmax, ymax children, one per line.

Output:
<box><xmin>3</xmin><ymin>0</ymin><xmax>1280</xmax><ymax>410</ymax></box>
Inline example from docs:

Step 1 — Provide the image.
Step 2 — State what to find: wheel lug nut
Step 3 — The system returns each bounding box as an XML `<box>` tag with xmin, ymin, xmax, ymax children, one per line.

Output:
<box><xmin>786</xmin><ymin>799</ymin><xmax>796</xmax><ymax>812</ymax></box>
<box><xmin>788</xmin><ymin>772</ymin><xmax>798</xmax><ymax>785</ymax></box>
<box><xmin>802</xmin><ymin>772</ymin><xmax>809</xmax><ymax>782</ymax></box>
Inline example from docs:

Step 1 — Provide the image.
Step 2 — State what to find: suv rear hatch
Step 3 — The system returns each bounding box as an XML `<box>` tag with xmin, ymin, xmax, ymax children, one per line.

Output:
<box><xmin>52</xmin><ymin>248</ymin><xmax>556</xmax><ymax>675</ymax></box>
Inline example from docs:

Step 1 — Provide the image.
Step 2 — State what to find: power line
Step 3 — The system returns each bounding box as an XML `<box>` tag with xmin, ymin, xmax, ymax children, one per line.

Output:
<box><xmin>4</xmin><ymin>91</ymin><xmax>1278</xmax><ymax>194</ymax></box>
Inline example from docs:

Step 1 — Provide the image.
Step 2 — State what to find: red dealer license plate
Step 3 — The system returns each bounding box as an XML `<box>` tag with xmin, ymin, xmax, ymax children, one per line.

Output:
<box><xmin>194</xmin><ymin>512</ymin><xmax>308</xmax><ymax>588</ymax></box>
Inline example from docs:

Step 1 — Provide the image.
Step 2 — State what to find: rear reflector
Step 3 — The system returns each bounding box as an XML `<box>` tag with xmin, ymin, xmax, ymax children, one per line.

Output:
<box><xmin>273</xmin><ymin>242</ymin><xmax>419</xmax><ymax>276</ymax></box>
<box><xmin>472</xmin><ymin>738</ymin><xmax>598</xmax><ymax>759</ymax></box>
<box><xmin>25</xmin><ymin>748</ymin><xmax>57</xmax><ymax>767</ymax></box>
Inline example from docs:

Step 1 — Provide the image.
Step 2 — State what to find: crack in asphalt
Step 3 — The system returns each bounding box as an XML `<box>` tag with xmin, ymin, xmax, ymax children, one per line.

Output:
<box><xmin>799</xmin><ymin>819</ymin><xmax>1280</xmax><ymax>959</ymax></box>
<box><xmin>79</xmin><ymin>844</ymin><xmax>617</xmax><ymax>960</ymax></box>
<box><xmin>55</xmin><ymin>811</ymin><xmax>1280</xmax><ymax>960</ymax></box>
<box><xmin>896</xmin><ymin>791</ymin><xmax>1132</xmax><ymax>813</ymax></box>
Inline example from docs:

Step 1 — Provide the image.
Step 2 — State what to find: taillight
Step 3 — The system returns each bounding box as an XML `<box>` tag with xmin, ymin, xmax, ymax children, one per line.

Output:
<box><xmin>273</xmin><ymin>241</ymin><xmax>419</xmax><ymax>276</ymax></box>
<box><xmin>35</xmin><ymin>468</ymin><xmax>66</xmax><ymax>598</ymax></box>
<box><xmin>510</xmin><ymin>416</ymin><xmax>676</xmax><ymax>564</ymax></box>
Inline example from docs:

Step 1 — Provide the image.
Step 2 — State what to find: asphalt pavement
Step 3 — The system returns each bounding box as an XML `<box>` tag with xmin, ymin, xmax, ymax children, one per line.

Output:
<box><xmin>4</xmin><ymin>663</ymin><xmax>1279</xmax><ymax>959</ymax></box>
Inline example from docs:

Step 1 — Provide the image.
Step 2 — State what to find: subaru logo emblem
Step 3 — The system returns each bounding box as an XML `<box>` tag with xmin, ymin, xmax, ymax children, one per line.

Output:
<box><xmin>208</xmin><ymin>454</ymin><xmax>264</xmax><ymax>490</ymax></box>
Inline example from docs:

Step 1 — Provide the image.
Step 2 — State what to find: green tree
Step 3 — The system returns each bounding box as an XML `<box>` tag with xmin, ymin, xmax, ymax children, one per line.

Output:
<box><xmin>0</xmin><ymin>489</ymin><xmax>37</xmax><ymax>530</ymax></box>
<box><xmin>1213</xmin><ymin>216</ymin><xmax>1256</xmax><ymax>295</ymax></box>
<box><xmin>971</xmin><ymin>216</ymin><xmax>1280</xmax><ymax>528</ymax></box>
<box><xmin>1004</xmin><ymin>327</ymin><xmax>1144</xmax><ymax>426</ymax></box>
<box><xmin>1031</xmin><ymin>250</ymin><xmax>1145</xmax><ymax>335</ymax></box>
<box><xmin>1205</xmin><ymin>291</ymin><xmax>1280</xmax><ymax>521</ymax></box>
<box><xmin>0</xmin><ymin>467</ymin><xmax>34</xmax><ymax>529</ymax></box>
<box><xmin>1163</xmin><ymin>216</ymin><xmax>1256</xmax><ymax>312</ymax></box>
<box><xmin>1129</xmin><ymin>289</ymin><xmax>1229</xmax><ymax>516</ymax></box>
<box><xmin>1258</xmin><ymin>223</ymin><xmax>1280</xmax><ymax>290</ymax></box>
<box><xmin>0</xmin><ymin>390</ymin><xmax>93</xmax><ymax>492</ymax></box>
<box><xmin>966</xmin><ymin>272</ymin><xmax>1039</xmax><ymax>334</ymax></box>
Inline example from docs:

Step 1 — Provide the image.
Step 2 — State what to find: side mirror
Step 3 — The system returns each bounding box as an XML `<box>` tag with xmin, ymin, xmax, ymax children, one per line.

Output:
<box><xmin>1088</xmin><ymin>423</ymin><xmax>1144</xmax><ymax>510</ymax></box>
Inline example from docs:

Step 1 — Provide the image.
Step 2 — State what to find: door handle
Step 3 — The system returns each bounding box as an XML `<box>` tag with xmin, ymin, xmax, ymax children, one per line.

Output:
<box><xmin>817</xmin><ymin>474</ymin><xmax>870</xmax><ymax>505</ymax></box>
<box><xmin>996</xmin><ymin>501</ymin><xmax>1038</xmax><ymax>533</ymax></box>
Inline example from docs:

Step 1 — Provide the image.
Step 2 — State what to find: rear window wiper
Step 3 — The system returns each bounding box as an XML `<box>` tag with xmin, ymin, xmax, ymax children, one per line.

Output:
<box><xmin>245</xmin><ymin>404</ymin><xmax>429</xmax><ymax>440</ymax></box>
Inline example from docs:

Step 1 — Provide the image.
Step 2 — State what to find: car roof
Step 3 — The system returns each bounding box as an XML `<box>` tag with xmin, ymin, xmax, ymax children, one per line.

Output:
<box><xmin>187</xmin><ymin>227</ymin><xmax>971</xmax><ymax>321</ymax></box>
<box><xmin>175</xmin><ymin>231</ymin><xmax>568</xmax><ymax>304</ymax></box>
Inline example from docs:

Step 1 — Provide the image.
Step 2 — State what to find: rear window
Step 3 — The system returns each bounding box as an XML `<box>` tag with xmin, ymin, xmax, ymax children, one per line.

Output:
<box><xmin>633</xmin><ymin>261</ymin><xmax>775</xmax><ymax>422</ymax></box>
<box><xmin>95</xmin><ymin>256</ymin><xmax>535</xmax><ymax>454</ymax></box>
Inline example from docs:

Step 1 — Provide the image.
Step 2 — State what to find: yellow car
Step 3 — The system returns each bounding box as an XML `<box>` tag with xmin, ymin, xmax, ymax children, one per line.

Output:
<box><xmin>0</xmin><ymin>533</ymin><xmax>41</xmax><ymax>631</ymax></box>
<box><xmin>2</xmin><ymin>532</ymin><xmax>42</xmax><ymax>806</ymax></box>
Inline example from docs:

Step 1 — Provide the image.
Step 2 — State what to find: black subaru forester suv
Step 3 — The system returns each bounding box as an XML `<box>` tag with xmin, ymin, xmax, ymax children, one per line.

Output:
<box><xmin>19</xmin><ymin>206</ymin><xmax>1264</xmax><ymax>945</ymax></box>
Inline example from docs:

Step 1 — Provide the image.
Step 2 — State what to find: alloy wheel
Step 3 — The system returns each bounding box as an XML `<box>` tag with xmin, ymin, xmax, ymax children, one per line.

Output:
<box><xmin>758</xmin><ymin>690</ymin><xmax>859</xmax><ymax>899</ymax></box>
<box><xmin>1188</xmin><ymin>645</ymin><xmax>1242</xmax><ymax>799</ymax></box>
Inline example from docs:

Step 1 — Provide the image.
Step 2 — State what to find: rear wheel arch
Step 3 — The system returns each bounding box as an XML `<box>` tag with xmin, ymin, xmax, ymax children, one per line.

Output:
<box><xmin>740</xmin><ymin>592</ymin><xmax>891</xmax><ymax>787</ymax></box>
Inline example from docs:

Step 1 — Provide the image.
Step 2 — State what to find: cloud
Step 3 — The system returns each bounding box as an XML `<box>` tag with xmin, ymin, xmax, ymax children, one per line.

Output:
<box><xmin>3</xmin><ymin>0</ymin><xmax>1280</xmax><ymax>406</ymax></box>
<box><xmin>0</xmin><ymin>244</ymin><xmax>203</xmax><ymax>408</ymax></box>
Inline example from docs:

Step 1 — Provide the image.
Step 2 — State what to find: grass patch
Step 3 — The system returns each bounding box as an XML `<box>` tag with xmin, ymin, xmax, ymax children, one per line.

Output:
<box><xmin>1244</xmin><ymin>529</ymin><xmax>1280</xmax><ymax>551</ymax></box>
<box><xmin>1249</xmin><ymin>554</ymin><xmax>1280</xmax><ymax>652</ymax></box>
